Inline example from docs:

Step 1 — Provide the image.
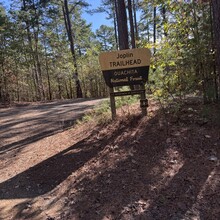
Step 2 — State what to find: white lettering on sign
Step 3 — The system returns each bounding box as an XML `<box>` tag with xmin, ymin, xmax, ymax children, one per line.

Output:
<box><xmin>130</xmin><ymin>76</ymin><xmax>142</xmax><ymax>81</ymax></box>
<box><xmin>113</xmin><ymin>69</ymin><xmax>138</xmax><ymax>76</ymax></box>
<box><xmin>111</xmin><ymin>77</ymin><xmax>129</xmax><ymax>83</ymax></box>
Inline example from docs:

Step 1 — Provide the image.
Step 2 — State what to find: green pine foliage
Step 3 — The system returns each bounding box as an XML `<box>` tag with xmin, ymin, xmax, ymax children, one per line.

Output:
<box><xmin>0</xmin><ymin>0</ymin><xmax>219</xmax><ymax>103</ymax></box>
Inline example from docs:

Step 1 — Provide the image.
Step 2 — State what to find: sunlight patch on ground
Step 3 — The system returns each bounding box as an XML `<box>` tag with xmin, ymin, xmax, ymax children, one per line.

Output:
<box><xmin>0</xmin><ymin>130</ymin><xmax>82</xmax><ymax>183</ymax></box>
<box><xmin>149</xmin><ymin>147</ymin><xmax>184</xmax><ymax>191</ymax></box>
<box><xmin>184</xmin><ymin>164</ymin><xmax>220</xmax><ymax>219</ymax></box>
<box><xmin>0</xmin><ymin>199</ymin><xmax>28</xmax><ymax>220</ymax></box>
<box><xmin>118</xmin><ymin>147</ymin><xmax>185</xmax><ymax>218</ymax></box>
<box><xmin>71</xmin><ymin>145</ymin><xmax>130</xmax><ymax>182</ymax></box>
<box><xmin>121</xmin><ymin>199</ymin><xmax>151</xmax><ymax>216</ymax></box>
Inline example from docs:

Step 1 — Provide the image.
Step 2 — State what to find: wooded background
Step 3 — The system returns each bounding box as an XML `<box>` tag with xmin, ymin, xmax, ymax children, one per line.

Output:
<box><xmin>0</xmin><ymin>0</ymin><xmax>219</xmax><ymax>103</ymax></box>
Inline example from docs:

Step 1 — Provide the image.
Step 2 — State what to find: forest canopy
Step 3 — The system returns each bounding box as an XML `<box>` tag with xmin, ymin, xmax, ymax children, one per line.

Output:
<box><xmin>0</xmin><ymin>0</ymin><xmax>219</xmax><ymax>103</ymax></box>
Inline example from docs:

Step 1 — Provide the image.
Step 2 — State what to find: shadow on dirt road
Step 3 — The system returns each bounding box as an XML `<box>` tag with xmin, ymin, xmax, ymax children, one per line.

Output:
<box><xmin>0</xmin><ymin>98</ymin><xmax>103</xmax><ymax>156</ymax></box>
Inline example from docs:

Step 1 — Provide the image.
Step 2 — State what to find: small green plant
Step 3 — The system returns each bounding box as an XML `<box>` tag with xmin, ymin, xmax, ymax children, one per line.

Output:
<box><xmin>76</xmin><ymin>95</ymin><xmax>139</xmax><ymax>126</ymax></box>
<box><xmin>115</xmin><ymin>95</ymin><xmax>139</xmax><ymax>109</ymax></box>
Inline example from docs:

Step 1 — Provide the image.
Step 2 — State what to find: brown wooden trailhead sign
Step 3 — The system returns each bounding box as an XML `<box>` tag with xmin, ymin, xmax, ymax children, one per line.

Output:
<box><xmin>99</xmin><ymin>48</ymin><xmax>151</xmax><ymax>119</ymax></box>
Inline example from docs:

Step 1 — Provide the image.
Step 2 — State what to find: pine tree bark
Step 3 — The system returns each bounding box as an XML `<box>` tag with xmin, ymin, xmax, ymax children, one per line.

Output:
<box><xmin>113</xmin><ymin>0</ymin><xmax>119</xmax><ymax>49</ymax></box>
<box><xmin>32</xmin><ymin>0</ymin><xmax>45</xmax><ymax>100</ymax></box>
<box><xmin>22</xmin><ymin>0</ymin><xmax>41</xmax><ymax>101</ymax></box>
<box><xmin>44</xmin><ymin>40</ymin><xmax>52</xmax><ymax>100</ymax></box>
<box><xmin>63</xmin><ymin>0</ymin><xmax>83</xmax><ymax>98</ymax></box>
<box><xmin>116</xmin><ymin>0</ymin><xmax>129</xmax><ymax>50</ymax></box>
<box><xmin>132</xmin><ymin>0</ymin><xmax>139</xmax><ymax>41</ymax></box>
<box><xmin>128</xmin><ymin>0</ymin><xmax>136</xmax><ymax>48</ymax></box>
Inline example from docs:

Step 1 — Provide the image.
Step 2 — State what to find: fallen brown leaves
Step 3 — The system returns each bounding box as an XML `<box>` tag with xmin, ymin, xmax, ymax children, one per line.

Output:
<box><xmin>0</xmin><ymin>98</ymin><xmax>219</xmax><ymax>220</ymax></box>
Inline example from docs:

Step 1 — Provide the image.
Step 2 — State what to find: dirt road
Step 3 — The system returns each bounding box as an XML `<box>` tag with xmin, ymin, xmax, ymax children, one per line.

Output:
<box><xmin>0</xmin><ymin>99</ymin><xmax>219</xmax><ymax>220</ymax></box>
<box><xmin>0</xmin><ymin>98</ymin><xmax>105</xmax><ymax>219</ymax></box>
<box><xmin>0</xmin><ymin>98</ymin><xmax>103</xmax><ymax>155</ymax></box>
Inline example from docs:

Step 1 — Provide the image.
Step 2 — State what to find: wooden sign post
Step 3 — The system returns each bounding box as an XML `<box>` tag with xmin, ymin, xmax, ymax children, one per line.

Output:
<box><xmin>99</xmin><ymin>48</ymin><xmax>151</xmax><ymax>119</ymax></box>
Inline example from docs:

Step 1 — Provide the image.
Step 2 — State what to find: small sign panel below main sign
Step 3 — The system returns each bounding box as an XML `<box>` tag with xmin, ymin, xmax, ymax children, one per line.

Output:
<box><xmin>99</xmin><ymin>48</ymin><xmax>151</xmax><ymax>87</ymax></box>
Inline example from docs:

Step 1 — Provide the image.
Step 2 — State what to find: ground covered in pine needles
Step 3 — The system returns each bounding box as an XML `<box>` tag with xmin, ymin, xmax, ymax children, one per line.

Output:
<box><xmin>0</xmin><ymin>98</ymin><xmax>219</xmax><ymax>220</ymax></box>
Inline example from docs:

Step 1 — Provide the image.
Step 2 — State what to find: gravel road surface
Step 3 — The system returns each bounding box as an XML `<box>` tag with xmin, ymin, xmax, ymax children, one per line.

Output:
<box><xmin>0</xmin><ymin>98</ymin><xmax>104</xmax><ymax>155</ymax></box>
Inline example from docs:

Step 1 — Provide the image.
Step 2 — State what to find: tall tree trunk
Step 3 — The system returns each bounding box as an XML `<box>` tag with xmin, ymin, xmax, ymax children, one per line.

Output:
<box><xmin>65</xmin><ymin>81</ymin><xmax>70</xmax><ymax>99</ymax></box>
<box><xmin>63</xmin><ymin>0</ymin><xmax>83</xmax><ymax>98</ymax></box>
<box><xmin>33</xmin><ymin>1</ymin><xmax>45</xmax><ymax>100</ymax></box>
<box><xmin>116</xmin><ymin>0</ymin><xmax>129</xmax><ymax>50</ymax></box>
<box><xmin>113</xmin><ymin>0</ymin><xmax>119</xmax><ymax>49</ymax></box>
<box><xmin>212</xmin><ymin>0</ymin><xmax>220</xmax><ymax>101</ymax></box>
<box><xmin>128</xmin><ymin>0</ymin><xmax>136</xmax><ymax>48</ymax></box>
<box><xmin>44</xmin><ymin>41</ymin><xmax>52</xmax><ymax>100</ymax></box>
<box><xmin>132</xmin><ymin>0</ymin><xmax>139</xmax><ymax>41</ymax></box>
<box><xmin>22</xmin><ymin>0</ymin><xmax>41</xmax><ymax>100</ymax></box>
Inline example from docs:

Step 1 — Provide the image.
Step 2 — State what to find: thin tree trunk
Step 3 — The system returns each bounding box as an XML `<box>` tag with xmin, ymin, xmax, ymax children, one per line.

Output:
<box><xmin>44</xmin><ymin>41</ymin><xmax>52</xmax><ymax>100</ymax></box>
<box><xmin>128</xmin><ymin>0</ymin><xmax>136</xmax><ymax>48</ymax></box>
<box><xmin>63</xmin><ymin>0</ymin><xmax>83</xmax><ymax>98</ymax></box>
<box><xmin>33</xmin><ymin>1</ymin><xmax>45</xmax><ymax>100</ymax></box>
<box><xmin>113</xmin><ymin>0</ymin><xmax>118</xmax><ymax>49</ymax></box>
<box><xmin>132</xmin><ymin>0</ymin><xmax>139</xmax><ymax>41</ymax></box>
<box><xmin>22</xmin><ymin>0</ymin><xmax>41</xmax><ymax>100</ymax></box>
<box><xmin>65</xmin><ymin>81</ymin><xmax>70</xmax><ymax>99</ymax></box>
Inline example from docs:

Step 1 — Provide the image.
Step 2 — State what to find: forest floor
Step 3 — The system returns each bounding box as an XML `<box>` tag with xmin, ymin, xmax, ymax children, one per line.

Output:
<box><xmin>0</xmin><ymin>97</ymin><xmax>219</xmax><ymax>220</ymax></box>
